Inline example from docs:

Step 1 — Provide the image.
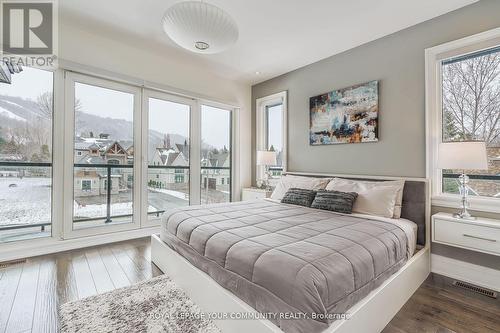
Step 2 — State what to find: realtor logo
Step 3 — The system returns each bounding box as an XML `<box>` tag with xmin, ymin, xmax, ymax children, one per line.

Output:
<box><xmin>2</xmin><ymin>1</ymin><xmax>53</xmax><ymax>54</ymax></box>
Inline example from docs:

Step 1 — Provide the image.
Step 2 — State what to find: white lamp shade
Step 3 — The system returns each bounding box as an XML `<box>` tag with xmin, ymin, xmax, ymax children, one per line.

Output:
<box><xmin>257</xmin><ymin>151</ymin><xmax>277</xmax><ymax>166</ymax></box>
<box><xmin>162</xmin><ymin>1</ymin><xmax>238</xmax><ymax>54</ymax></box>
<box><xmin>437</xmin><ymin>141</ymin><xmax>488</xmax><ymax>170</ymax></box>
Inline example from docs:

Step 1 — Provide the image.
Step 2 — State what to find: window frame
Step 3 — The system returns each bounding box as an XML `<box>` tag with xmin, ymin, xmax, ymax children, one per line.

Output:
<box><xmin>0</xmin><ymin>62</ymin><xmax>240</xmax><ymax>253</ymax></box>
<box><xmin>63</xmin><ymin>72</ymin><xmax>143</xmax><ymax>239</ymax></box>
<box><xmin>141</xmin><ymin>89</ymin><xmax>195</xmax><ymax>226</ymax></box>
<box><xmin>425</xmin><ymin>27</ymin><xmax>500</xmax><ymax>213</ymax></box>
<box><xmin>255</xmin><ymin>91</ymin><xmax>287</xmax><ymax>183</ymax></box>
<box><xmin>199</xmin><ymin>101</ymin><xmax>235</xmax><ymax>204</ymax></box>
<box><xmin>0</xmin><ymin>66</ymin><xmax>57</xmax><ymax>243</ymax></box>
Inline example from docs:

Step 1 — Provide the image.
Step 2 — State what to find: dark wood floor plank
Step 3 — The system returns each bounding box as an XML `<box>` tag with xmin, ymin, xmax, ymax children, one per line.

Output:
<box><xmin>85</xmin><ymin>249</ymin><xmax>114</xmax><ymax>294</ymax></box>
<box><xmin>5</xmin><ymin>259</ymin><xmax>41</xmax><ymax>333</ymax></box>
<box><xmin>99</xmin><ymin>247</ymin><xmax>130</xmax><ymax>288</ymax></box>
<box><xmin>71</xmin><ymin>253</ymin><xmax>97</xmax><ymax>299</ymax></box>
<box><xmin>0</xmin><ymin>265</ymin><xmax>23</xmax><ymax>332</ymax></box>
<box><xmin>31</xmin><ymin>259</ymin><xmax>58</xmax><ymax>333</ymax></box>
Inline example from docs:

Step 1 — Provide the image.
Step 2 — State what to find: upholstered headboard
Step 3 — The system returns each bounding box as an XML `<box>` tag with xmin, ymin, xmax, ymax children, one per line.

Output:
<box><xmin>284</xmin><ymin>173</ymin><xmax>429</xmax><ymax>246</ymax></box>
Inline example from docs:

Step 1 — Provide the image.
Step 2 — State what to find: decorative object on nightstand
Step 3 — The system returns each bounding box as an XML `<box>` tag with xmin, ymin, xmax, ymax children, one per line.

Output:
<box><xmin>257</xmin><ymin>150</ymin><xmax>277</xmax><ymax>191</ymax></box>
<box><xmin>438</xmin><ymin>141</ymin><xmax>488</xmax><ymax>220</ymax></box>
<box><xmin>241</xmin><ymin>188</ymin><xmax>272</xmax><ymax>201</ymax></box>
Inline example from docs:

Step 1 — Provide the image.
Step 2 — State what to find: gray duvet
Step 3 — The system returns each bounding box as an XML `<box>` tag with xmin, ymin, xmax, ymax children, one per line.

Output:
<box><xmin>160</xmin><ymin>199</ymin><xmax>409</xmax><ymax>333</ymax></box>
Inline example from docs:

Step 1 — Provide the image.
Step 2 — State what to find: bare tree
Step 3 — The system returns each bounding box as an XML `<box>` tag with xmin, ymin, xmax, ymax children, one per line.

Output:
<box><xmin>36</xmin><ymin>92</ymin><xmax>83</xmax><ymax>119</ymax></box>
<box><xmin>36</xmin><ymin>92</ymin><xmax>53</xmax><ymax>119</ymax></box>
<box><xmin>442</xmin><ymin>52</ymin><xmax>500</xmax><ymax>145</ymax></box>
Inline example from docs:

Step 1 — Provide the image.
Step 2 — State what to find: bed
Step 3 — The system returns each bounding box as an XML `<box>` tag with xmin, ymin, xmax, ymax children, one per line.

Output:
<box><xmin>151</xmin><ymin>174</ymin><xmax>430</xmax><ymax>333</ymax></box>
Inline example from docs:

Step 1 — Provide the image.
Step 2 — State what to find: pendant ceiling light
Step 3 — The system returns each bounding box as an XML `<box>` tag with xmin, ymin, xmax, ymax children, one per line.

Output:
<box><xmin>162</xmin><ymin>1</ymin><xmax>239</xmax><ymax>54</ymax></box>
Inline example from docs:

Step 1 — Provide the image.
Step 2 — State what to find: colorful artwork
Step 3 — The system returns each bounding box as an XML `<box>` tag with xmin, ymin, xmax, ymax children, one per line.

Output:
<box><xmin>309</xmin><ymin>80</ymin><xmax>379</xmax><ymax>145</ymax></box>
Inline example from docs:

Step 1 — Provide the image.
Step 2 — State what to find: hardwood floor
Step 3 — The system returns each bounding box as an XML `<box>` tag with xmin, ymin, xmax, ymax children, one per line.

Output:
<box><xmin>0</xmin><ymin>238</ymin><xmax>161</xmax><ymax>333</ymax></box>
<box><xmin>0</xmin><ymin>238</ymin><xmax>499</xmax><ymax>333</ymax></box>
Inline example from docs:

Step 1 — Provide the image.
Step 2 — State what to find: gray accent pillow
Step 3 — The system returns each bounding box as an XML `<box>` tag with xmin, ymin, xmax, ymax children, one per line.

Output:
<box><xmin>281</xmin><ymin>188</ymin><xmax>317</xmax><ymax>207</ymax></box>
<box><xmin>311</xmin><ymin>190</ymin><xmax>358</xmax><ymax>214</ymax></box>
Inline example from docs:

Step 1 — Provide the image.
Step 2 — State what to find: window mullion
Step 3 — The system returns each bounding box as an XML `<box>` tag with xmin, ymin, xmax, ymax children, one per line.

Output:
<box><xmin>190</xmin><ymin>100</ymin><xmax>202</xmax><ymax>204</ymax></box>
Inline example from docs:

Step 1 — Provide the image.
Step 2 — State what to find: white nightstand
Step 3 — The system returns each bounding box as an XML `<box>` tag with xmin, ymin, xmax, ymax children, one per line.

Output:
<box><xmin>241</xmin><ymin>188</ymin><xmax>272</xmax><ymax>201</ymax></box>
<box><xmin>432</xmin><ymin>212</ymin><xmax>500</xmax><ymax>256</ymax></box>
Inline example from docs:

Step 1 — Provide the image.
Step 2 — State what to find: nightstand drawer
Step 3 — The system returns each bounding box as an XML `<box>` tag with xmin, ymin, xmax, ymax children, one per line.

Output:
<box><xmin>434</xmin><ymin>219</ymin><xmax>500</xmax><ymax>255</ymax></box>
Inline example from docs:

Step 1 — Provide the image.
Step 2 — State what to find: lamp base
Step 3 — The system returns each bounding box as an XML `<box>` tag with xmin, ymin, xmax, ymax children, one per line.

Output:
<box><xmin>452</xmin><ymin>212</ymin><xmax>476</xmax><ymax>220</ymax></box>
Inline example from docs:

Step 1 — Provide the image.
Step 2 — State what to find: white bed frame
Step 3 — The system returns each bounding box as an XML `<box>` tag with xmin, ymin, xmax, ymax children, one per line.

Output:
<box><xmin>151</xmin><ymin>175</ymin><xmax>431</xmax><ymax>333</ymax></box>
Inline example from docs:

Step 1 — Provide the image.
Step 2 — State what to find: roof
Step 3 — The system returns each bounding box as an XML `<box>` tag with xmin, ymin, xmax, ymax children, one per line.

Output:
<box><xmin>76</xmin><ymin>154</ymin><xmax>106</xmax><ymax>164</ymax></box>
<box><xmin>208</xmin><ymin>152</ymin><xmax>229</xmax><ymax>167</ymax></box>
<box><xmin>74</xmin><ymin>142</ymin><xmax>99</xmax><ymax>150</ymax></box>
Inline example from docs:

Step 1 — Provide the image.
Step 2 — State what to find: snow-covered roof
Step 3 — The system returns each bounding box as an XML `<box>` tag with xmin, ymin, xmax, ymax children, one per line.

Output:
<box><xmin>76</xmin><ymin>154</ymin><xmax>106</xmax><ymax>165</ymax></box>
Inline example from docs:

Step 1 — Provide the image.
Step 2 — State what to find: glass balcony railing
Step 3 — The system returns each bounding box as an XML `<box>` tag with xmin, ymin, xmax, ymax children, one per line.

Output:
<box><xmin>0</xmin><ymin>162</ymin><xmax>52</xmax><ymax>242</ymax></box>
<box><xmin>147</xmin><ymin>165</ymin><xmax>190</xmax><ymax>217</ymax></box>
<box><xmin>442</xmin><ymin>173</ymin><xmax>500</xmax><ymax>198</ymax></box>
<box><xmin>200</xmin><ymin>166</ymin><xmax>231</xmax><ymax>204</ymax></box>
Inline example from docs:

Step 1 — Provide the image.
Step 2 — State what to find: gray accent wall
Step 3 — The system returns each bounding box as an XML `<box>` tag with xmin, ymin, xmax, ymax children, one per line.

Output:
<box><xmin>251</xmin><ymin>0</ymin><xmax>500</xmax><ymax>268</ymax></box>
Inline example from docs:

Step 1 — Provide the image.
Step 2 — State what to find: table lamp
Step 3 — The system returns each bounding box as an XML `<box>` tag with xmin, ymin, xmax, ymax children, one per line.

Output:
<box><xmin>257</xmin><ymin>150</ymin><xmax>277</xmax><ymax>191</ymax></box>
<box><xmin>437</xmin><ymin>141</ymin><xmax>488</xmax><ymax>219</ymax></box>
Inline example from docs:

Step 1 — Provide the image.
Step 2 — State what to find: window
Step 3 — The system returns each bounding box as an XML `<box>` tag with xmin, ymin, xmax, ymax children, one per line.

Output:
<box><xmin>256</xmin><ymin>92</ymin><xmax>287</xmax><ymax>185</ymax></box>
<box><xmin>441</xmin><ymin>48</ymin><xmax>500</xmax><ymax>198</ymax></box>
<box><xmin>0</xmin><ymin>67</ymin><xmax>54</xmax><ymax>243</ymax></box>
<box><xmin>201</xmin><ymin>105</ymin><xmax>232</xmax><ymax>204</ymax></box>
<box><xmin>266</xmin><ymin>103</ymin><xmax>284</xmax><ymax>177</ymax></box>
<box><xmin>145</xmin><ymin>93</ymin><xmax>191</xmax><ymax>222</ymax></box>
<box><xmin>82</xmin><ymin>180</ymin><xmax>92</xmax><ymax>191</ymax></box>
<box><xmin>426</xmin><ymin>28</ymin><xmax>500</xmax><ymax>212</ymax></box>
<box><xmin>2</xmin><ymin>67</ymin><xmax>237</xmax><ymax>244</ymax></box>
<box><xmin>69</xmin><ymin>75</ymin><xmax>139</xmax><ymax>233</ymax></box>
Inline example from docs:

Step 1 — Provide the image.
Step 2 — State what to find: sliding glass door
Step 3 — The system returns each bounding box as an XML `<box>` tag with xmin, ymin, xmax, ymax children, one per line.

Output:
<box><xmin>64</xmin><ymin>73</ymin><xmax>142</xmax><ymax>238</ymax></box>
<box><xmin>60</xmin><ymin>72</ymin><xmax>234</xmax><ymax>239</ymax></box>
<box><xmin>141</xmin><ymin>90</ymin><xmax>193</xmax><ymax>226</ymax></box>
<box><xmin>200</xmin><ymin>104</ymin><xmax>232</xmax><ymax>204</ymax></box>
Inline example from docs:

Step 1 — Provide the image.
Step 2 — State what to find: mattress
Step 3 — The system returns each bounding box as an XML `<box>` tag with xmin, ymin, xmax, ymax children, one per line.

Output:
<box><xmin>160</xmin><ymin>199</ymin><xmax>415</xmax><ymax>333</ymax></box>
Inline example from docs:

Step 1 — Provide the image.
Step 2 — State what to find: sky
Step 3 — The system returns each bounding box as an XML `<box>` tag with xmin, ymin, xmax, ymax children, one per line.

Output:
<box><xmin>267</xmin><ymin>104</ymin><xmax>282</xmax><ymax>151</ymax></box>
<box><xmin>0</xmin><ymin>67</ymin><xmax>52</xmax><ymax>98</ymax></box>
<box><xmin>0</xmin><ymin>67</ymin><xmax>232</xmax><ymax>149</ymax></box>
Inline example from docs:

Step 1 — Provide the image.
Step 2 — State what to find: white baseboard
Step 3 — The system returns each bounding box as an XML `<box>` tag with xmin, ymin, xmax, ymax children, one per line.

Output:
<box><xmin>431</xmin><ymin>254</ymin><xmax>500</xmax><ymax>292</ymax></box>
<box><xmin>0</xmin><ymin>226</ymin><xmax>160</xmax><ymax>263</ymax></box>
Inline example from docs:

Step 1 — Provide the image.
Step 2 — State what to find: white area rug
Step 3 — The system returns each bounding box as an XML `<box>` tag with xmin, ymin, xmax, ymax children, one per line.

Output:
<box><xmin>59</xmin><ymin>275</ymin><xmax>221</xmax><ymax>333</ymax></box>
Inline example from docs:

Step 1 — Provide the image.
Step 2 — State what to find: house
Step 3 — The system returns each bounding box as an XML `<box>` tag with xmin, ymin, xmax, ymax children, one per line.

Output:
<box><xmin>73</xmin><ymin>137</ymin><xmax>132</xmax><ymax>198</ymax></box>
<box><xmin>148</xmin><ymin>139</ymin><xmax>189</xmax><ymax>190</ymax></box>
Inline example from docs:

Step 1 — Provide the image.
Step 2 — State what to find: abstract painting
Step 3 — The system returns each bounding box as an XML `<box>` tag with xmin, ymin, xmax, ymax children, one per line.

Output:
<box><xmin>309</xmin><ymin>80</ymin><xmax>379</xmax><ymax>145</ymax></box>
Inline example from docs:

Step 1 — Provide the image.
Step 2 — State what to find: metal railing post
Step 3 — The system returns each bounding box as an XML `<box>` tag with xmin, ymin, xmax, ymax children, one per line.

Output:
<box><xmin>106</xmin><ymin>165</ymin><xmax>112</xmax><ymax>223</ymax></box>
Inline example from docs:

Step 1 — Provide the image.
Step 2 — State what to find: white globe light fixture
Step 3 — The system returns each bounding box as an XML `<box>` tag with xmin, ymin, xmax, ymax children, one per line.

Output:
<box><xmin>162</xmin><ymin>1</ymin><xmax>239</xmax><ymax>54</ymax></box>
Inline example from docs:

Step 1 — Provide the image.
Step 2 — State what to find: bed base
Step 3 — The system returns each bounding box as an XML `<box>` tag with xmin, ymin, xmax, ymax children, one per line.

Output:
<box><xmin>151</xmin><ymin>234</ymin><xmax>430</xmax><ymax>333</ymax></box>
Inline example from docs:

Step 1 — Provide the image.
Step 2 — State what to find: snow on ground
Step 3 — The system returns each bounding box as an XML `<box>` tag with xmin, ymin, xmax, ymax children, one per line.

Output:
<box><xmin>2</xmin><ymin>100</ymin><xmax>24</xmax><ymax>108</ymax></box>
<box><xmin>148</xmin><ymin>187</ymin><xmax>188</xmax><ymax>200</ymax></box>
<box><xmin>0</xmin><ymin>106</ymin><xmax>26</xmax><ymax>122</ymax></box>
<box><xmin>0</xmin><ymin>177</ymin><xmax>159</xmax><ymax>226</ymax></box>
<box><xmin>0</xmin><ymin>177</ymin><xmax>51</xmax><ymax>225</ymax></box>
<box><xmin>74</xmin><ymin>201</ymin><xmax>155</xmax><ymax>219</ymax></box>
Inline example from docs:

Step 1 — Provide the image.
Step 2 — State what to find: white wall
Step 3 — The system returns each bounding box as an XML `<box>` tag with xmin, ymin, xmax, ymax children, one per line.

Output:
<box><xmin>58</xmin><ymin>19</ymin><xmax>252</xmax><ymax>196</ymax></box>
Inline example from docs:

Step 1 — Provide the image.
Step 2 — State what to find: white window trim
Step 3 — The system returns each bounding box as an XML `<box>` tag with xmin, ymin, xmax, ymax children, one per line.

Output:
<box><xmin>255</xmin><ymin>91</ymin><xmax>288</xmax><ymax>182</ymax></box>
<box><xmin>425</xmin><ymin>27</ymin><xmax>500</xmax><ymax>214</ymax></box>
<box><xmin>63</xmin><ymin>72</ymin><xmax>143</xmax><ymax>239</ymax></box>
<box><xmin>140</xmin><ymin>89</ymin><xmax>196</xmax><ymax>227</ymax></box>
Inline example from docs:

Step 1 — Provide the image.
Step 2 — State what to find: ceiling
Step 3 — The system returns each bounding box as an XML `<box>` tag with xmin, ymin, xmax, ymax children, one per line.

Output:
<box><xmin>60</xmin><ymin>0</ymin><xmax>479</xmax><ymax>85</ymax></box>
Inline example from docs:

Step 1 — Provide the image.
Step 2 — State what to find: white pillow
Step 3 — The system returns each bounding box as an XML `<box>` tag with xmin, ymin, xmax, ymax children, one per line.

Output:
<box><xmin>325</xmin><ymin>178</ymin><xmax>405</xmax><ymax>218</ymax></box>
<box><xmin>271</xmin><ymin>175</ymin><xmax>331</xmax><ymax>200</ymax></box>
